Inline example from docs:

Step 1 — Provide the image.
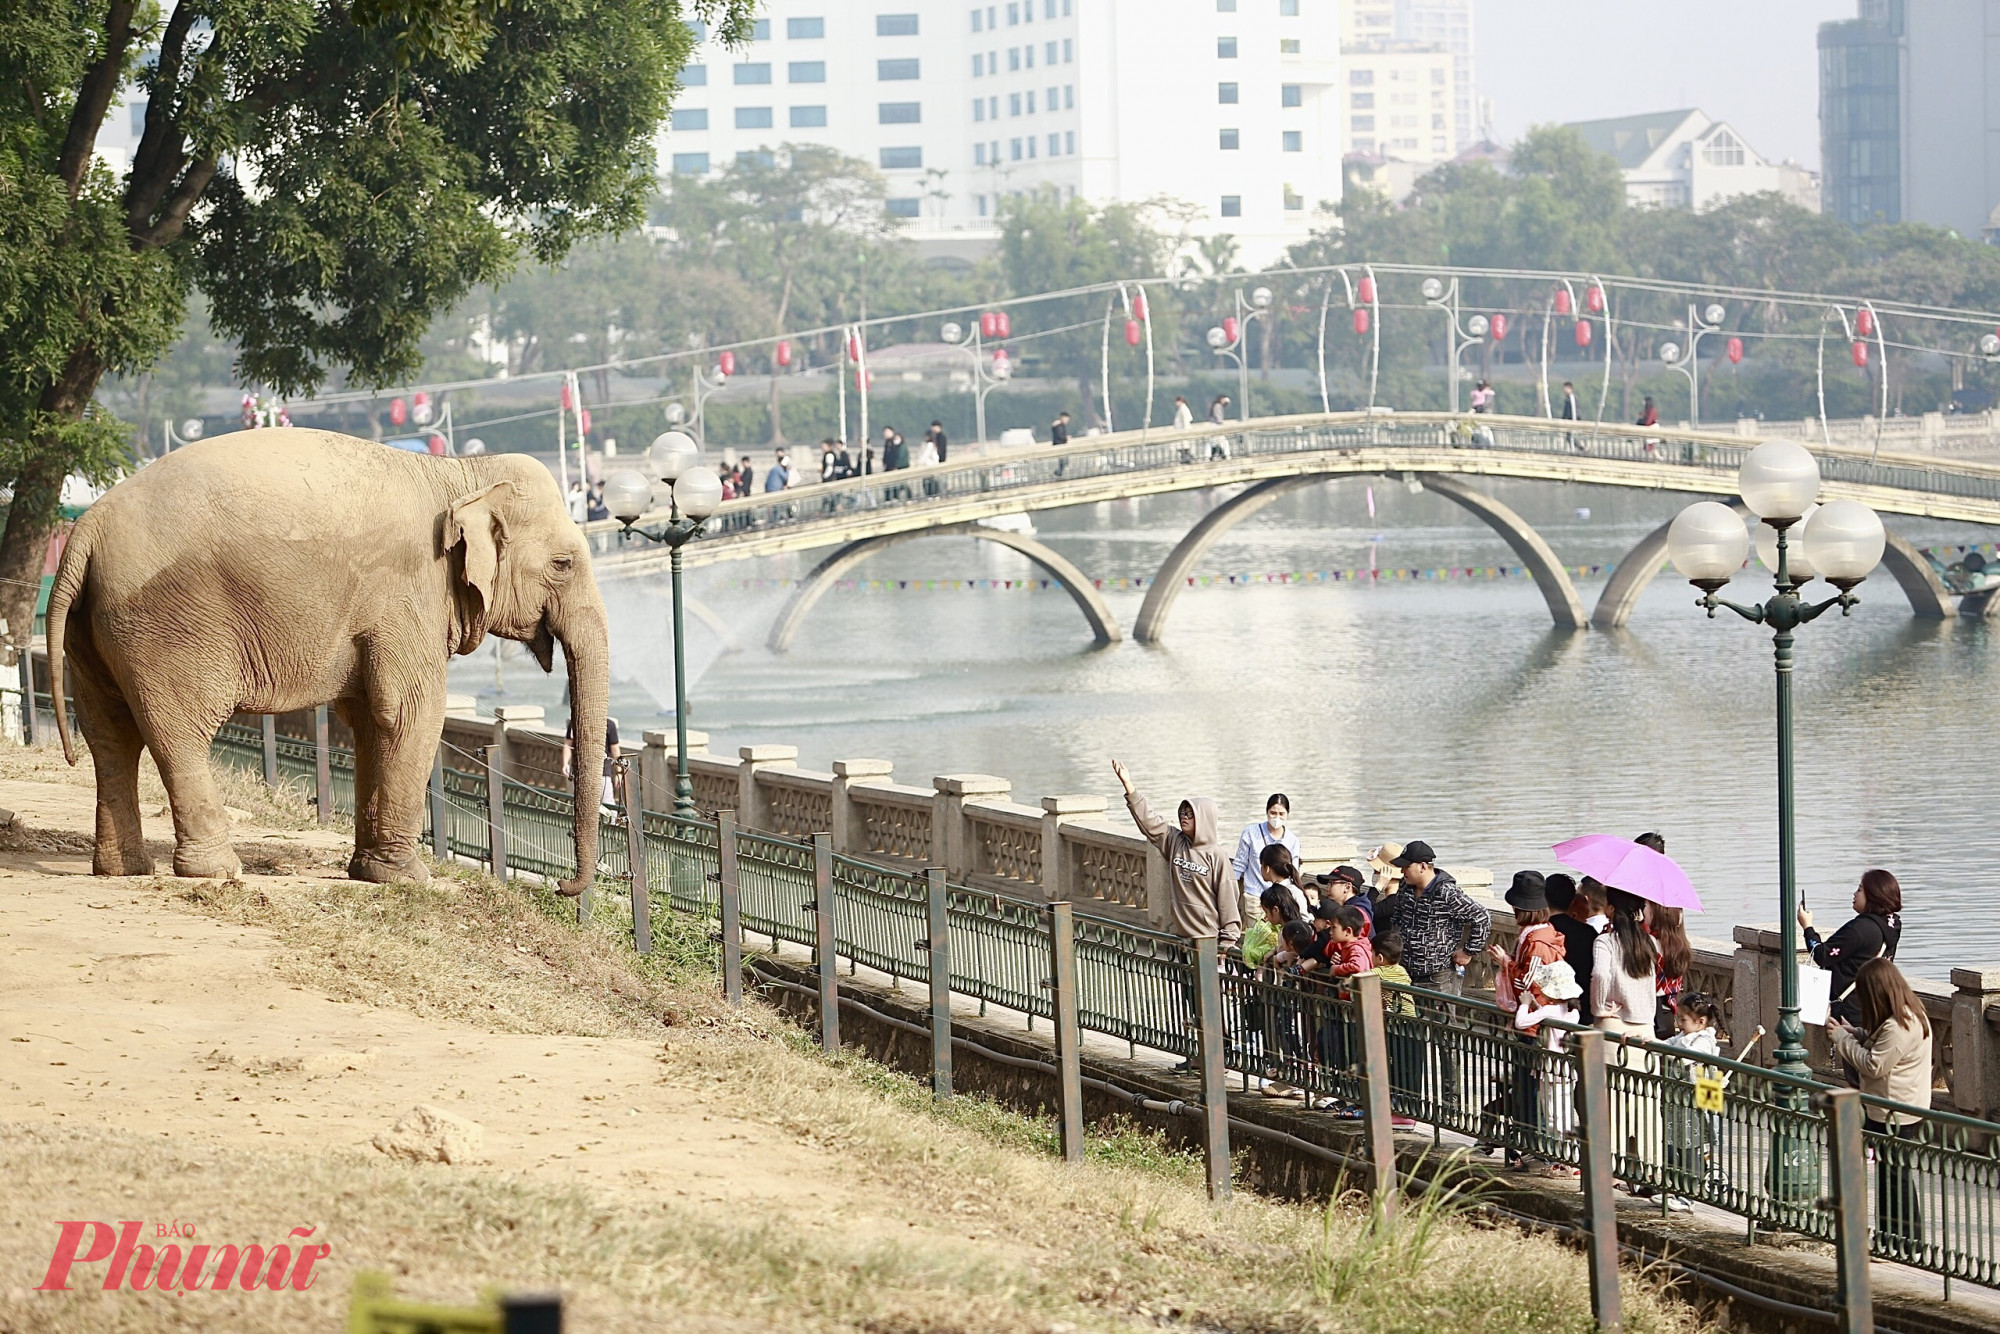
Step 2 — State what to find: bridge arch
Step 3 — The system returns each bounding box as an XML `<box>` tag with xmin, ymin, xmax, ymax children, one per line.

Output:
<box><xmin>1592</xmin><ymin>507</ymin><xmax>1956</xmax><ymax>626</ymax></box>
<box><xmin>1132</xmin><ymin>473</ymin><xmax>1586</xmax><ymax>644</ymax></box>
<box><xmin>767</xmin><ymin>523</ymin><xmax>1121</xmax><ymax>652</ymax></box>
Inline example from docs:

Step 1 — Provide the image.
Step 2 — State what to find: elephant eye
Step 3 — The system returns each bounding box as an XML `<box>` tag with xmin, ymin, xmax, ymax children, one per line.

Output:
<box><xmin>552</xmin><ymin>553</ymin><xmax>575</xmax><ymax>572</ymax></box>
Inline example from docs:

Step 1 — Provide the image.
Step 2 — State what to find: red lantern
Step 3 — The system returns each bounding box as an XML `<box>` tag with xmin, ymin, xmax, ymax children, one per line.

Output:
<box><xmin>979</xmin><ymin>311</ymin><xmax>998</xmax><ymax>339</ymax></box>
<box><xmin>1131</xmin><ymin>292</ymin><xmax>1148</xmax><ymax>321</ymax></box>
<box><xmin>846</xmin><ymin>333</ymin><xmax>861</xmax><ymax>361</ymax></box>
<box><xmin>776</xmin><ymin>339</ymin><xmax>792</xmax><ymax>367</ymax></box>
<box><xmin>1489</xmin><ymin>313</ymin><xmax>1508</xmax><ymax>341</ymax></box>
<box><xmin>1222</xmin><ymin>316</ymin><xmax>1240</xmax><ymax>343</ymax></box>
<box><xmin>389</xmin><ymin>397</ymin><xmax>407</xmax><ymax>426</ymax></box>
<box><xmin>1726</xmin><ymin>336</ymin><xmax>1744</xmax><ymax>364</ymax></box>
<box><xmin>1852</xmin><ymin>340</ymin><xmax>1869</xmax><ymax>368</ymax></box>
<box><xmin>1357</xmin><ymin>275</ymin><xmax>1376</xmax><ymax>305</ymax></box>
<box><xmin>559</xmin><ymin>381</ymin><xmax>573</xmax><ymax>410</ymax></box>
<box><xmin>1574</xmin><ymin>319</ymin><xmax>1592</xmax><ymax>348</ymax></box>
<box><xmin>1352</xmin><ymin>308</ymin><xmax>1370</xmax><ymax>335</ymax></box>
<box><xmin>1856</xmin><ymin>308</ymin><xmax>1875</xmax><ymax>338</ymax></box>
<box><xmin>1554</xmin><ymin>289</ymin><xmax>1573</xmax><ymax>316</ymax></box>
<box><xmin>1585</xmin><ymin>285</ymin><xmax>1604</xmax><ymax>314</ymax></box>
<box><xmin>579</xmin><ymin>407</ymin><xmax>592</xmax><ymax>435</ymax></box>
<box><xmin>718</xmin><ymin>349</ymin><xmax>737</xmax><ymax>376</ymax></box>
<box><xmin>425</xmin><ymin>433</ymin><xmax>447</xmax><ymax>456</ymax></box>
<box><xmin>1124</xmin><ymin>319</ymin><xmax>1141</xmax><ymax>347</ymax></box>
<box><xmin>994</xmin><ymin>311</ymin><xmax>1011</xmax><ymax>338</ymax></box>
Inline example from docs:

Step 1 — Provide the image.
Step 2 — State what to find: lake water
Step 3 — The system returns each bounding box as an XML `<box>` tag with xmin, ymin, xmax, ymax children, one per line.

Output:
<box><xmin>452</xmin><ymin>476</ymin><xmax>2000</xmax><ymax>980</ymax></box>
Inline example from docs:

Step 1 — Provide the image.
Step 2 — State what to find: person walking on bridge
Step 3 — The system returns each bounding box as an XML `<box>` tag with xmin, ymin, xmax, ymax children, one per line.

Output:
<box><xmin>1559</xmin><ymin>380</ymin><xmax>1582</xmax><ymax>452</ymax></box>
<box><xmin>1173</xmin><ymin>395</ymin><xmax>1194</xmax><ymax>431</ymax></box>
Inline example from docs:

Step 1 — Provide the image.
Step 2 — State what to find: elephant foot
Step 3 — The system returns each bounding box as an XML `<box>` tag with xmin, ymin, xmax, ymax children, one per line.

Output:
<box><xmin>173</xmin><ymin>844</ymin><xmax>242</xmax><ymax>880</ymax></box>
<box><xmin>348</xmin><ymin>851</ymin><xmax>429</xmax><ymax>885</ymax></box>
<box><xmin>93</xmin><ymin>845</ymin><xmax>153</xmax><ymax>877</ymax></box>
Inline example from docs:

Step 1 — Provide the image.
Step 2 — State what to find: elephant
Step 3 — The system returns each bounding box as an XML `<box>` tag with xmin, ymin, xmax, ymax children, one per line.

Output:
<box><xmin>44</xmin><ymin>428</ymin><xmax>608</xmax><ymax>893</ymax></box>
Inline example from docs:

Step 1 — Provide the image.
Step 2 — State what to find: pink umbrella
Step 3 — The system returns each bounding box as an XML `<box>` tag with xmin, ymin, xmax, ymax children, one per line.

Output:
<box><xmin>1551</xmin><ymin>835</ymin><xmax>1703</xmax><ymax>912</ymax></box>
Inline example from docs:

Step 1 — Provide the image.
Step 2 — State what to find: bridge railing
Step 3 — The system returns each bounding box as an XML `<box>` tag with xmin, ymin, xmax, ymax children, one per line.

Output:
<box><xmin>590</xmin><ymin>412</ymin><xmax>2000</xmax><ymax>562</ymax></box>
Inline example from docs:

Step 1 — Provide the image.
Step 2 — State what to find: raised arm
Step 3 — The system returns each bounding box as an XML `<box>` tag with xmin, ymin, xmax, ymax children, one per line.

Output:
<box><xmin>1113</xmin><ymin>759</ymin><xmax>1177</xmax><ymax>857</ymax></box>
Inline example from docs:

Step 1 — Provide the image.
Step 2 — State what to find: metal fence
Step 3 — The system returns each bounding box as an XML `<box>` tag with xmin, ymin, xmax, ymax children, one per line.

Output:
<box><xmin>195</xmin><ymin>729</ymin><xmax>1999</xmax><ymax>1294</ymax></box>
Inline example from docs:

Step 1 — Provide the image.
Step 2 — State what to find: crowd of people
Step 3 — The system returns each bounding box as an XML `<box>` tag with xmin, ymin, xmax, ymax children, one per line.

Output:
<box><xmin>1111</xmin><ymin>763</ymin><xmax>1932</xmax><ymax>1227</ymax></box>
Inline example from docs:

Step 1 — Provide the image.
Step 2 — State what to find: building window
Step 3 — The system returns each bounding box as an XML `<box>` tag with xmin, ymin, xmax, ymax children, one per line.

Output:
<box><xmin>1217</xmin><ymin>0</ymin><xmax>1235</xmax><ymax>9</ymax></box>
<box><xmin>881</xmin><ymin>145</ymin><xmax>923</xmax><ymax>168</ymax></box>
<box><xmin>879</xmin><ymin>58</ymin><xmax>920</xmax><ymax>80</ymax></box>
<box><xmin>1350</xmin><ymin>68</ymin><xmax>1373</xmax><ymax>85</ymax></box>
<box><xmin>1281</xmin><ymin>84</ymin><xmax>1302</xmax><ymax>107</ymax></box>
<box><xmin>1279</xmin><ymin>37</ymin><xmax>1300</xmax><ymax>53</ymax></box>
<box><xmin>1283</xmin><ymin>185</ymin><xmax>1303</xmax><ymax>210</ymax></box>
<box><xmin>1007</xmin><ymin>1</ymin><xmax>1019</xmax><ymax>21</ymax></box>
<box><xmin>879</xmin><ymin>102</ymin><xmax>921</xmax><ymax>123</ymax></box>
<box><xmin>973</xmin><ymin>53</ymin><xmax>984</xmax><ymax>75</ymax></box>
<box><xmin>1026</xmin><ymin>89</ymin><xmax>1036</xmax><ymax>113</ymax></box>
<box><xmin>887</xmin><ymin>197</ymin><xmax>921</xmax><ymax>217</ymax></box>
<box><xmin>1047</xmin><ymin>84</ymin><xmax>1058</xmax><ymax>109</ymax></box>
<box><xmin>734</xmin><ymin>62</ymin><xmax>771</xmax><ymax>84</ymax></box>
<box><xmin>1351</xmin><ymin>115</ymin><xmax>1374</xmax><ymax>131</ymax></box>
<box><xmin>735</xmin><ymin>107</ymin><xmax>773</xmax><ymax>128</ymax></box>
<box><xmin>788</xmin><ymin>16</ymin><xmax>824</xmax><ymax>38</ymax></box>
<box><xmin>1280</xmin><ymin>0</ymin><xmax>1298</xmax><ymax>12</ymax></box>
<box><xmin>671</xmin><ymin>152</ymin><xmax>709</xmax><ymax>173</ymax></box>
<box><xmin>685</xmin><ymin>19</ymin><xmax>706</xmax><ymax>40</ymax></box>
<box><xmin>1048</xmin><ymin>132</ymin><xmax>1060</xmax><ymax>154</ymax></box>
<box><xmin>1354</xmin><ymin>137</ymin><xmax>1374</xmax><ymax>152</ymax></box>
<box><xmin>987</xmin><ymin>5</ymin><xmax>996</xmax><ymax>26</ymax></box>
<box><xmin>1431</xmin><ymin>67</ymin><xmax>1446</xmax><ymax>84</ymax></box>
<box><xmin>790</xmin><ymin>105</ymin><xmax>827</xmax><ymax>127</ymax></box>
<box><xmin>1025</xmin><ymin>44</ymin><xmax>1034</xmax><ymax>67</ymax></box>
<box><xmin>1217</xmin><ymin>36</ymin><xmax>1238</xmax><ymax>57</ymax></box>
<box><xmin>680</xmin><ymin>64</ymin><xmax>707</xmax><ymax>86</ymax></box>
<box><xmin>1219</xmin><ymin>128</ymin><xmax>1239</xmax><ymax>149</ymax></box>
<box><xmin>1009</xmin><ymin>91</ymin><xmax>1022</xmax><ymax>115</ymax></box>
<box><xmin>1027</xmin><ymin>135</ymin><xmax>1037</xmax><ymax>157</ymax></box>
<box><xmin>976</xmin><ymin>142</ymin><xmax>988</xmax><ymax>164</ymax></box>
<box><xmin>1065</xmin><ymin>129</ymin><xmax>1074</xmax><ymax>153</ymax></box>
<box><xmin>972</xmin><ymin>9</ymin><xmax>983</xmax><ymax>31</ymax></box>
<box><xmin>671</xmin><ymin>108</ymin><xmax>708</xmax><ymax>131</ymax></box>
<box><xmin>1220</xmin><ymin>195</ymin><xmax>1241</xmax><ymax>216</ymax></box>
<box><xmin>1431</xmin><ymin>136</ymin><xmax>1447</xmax><ymax>152</ymax></box>
<box><xmin>877</xmin><ymin>13</ymin><xmax>919</xmax><ymax>35</ymax></box>
<box><xmin>1283</xmin><ymin>129</ymin><xmax>1301</xmax><ymax>151</ymax></box>
<box><xmin>1431</xmin><ymin>114</ymin><xmax>1445</xmax><ymax>130</ymax></box>
<box><xmin>974</xmin><ymin>98</ymin><xmax>986</xmax><ymax>121</ymax></box>
<box><xmin>978</xmin><ymin>193</ymin><xmax>989</xmax><ymax>216</ymax></box>
<box><xmin>1703</xmin><ymin>129</ymin><xmax>1745</xmax><ymax>166</ymax></box>
<box><xmin>737</xmin><ymin>149</ymin><xmax>774</xmax><ymax>167</ymax></box>
<box><xmin>1010</xmin><ymin>137</ymin><xmax>1022</xmax><ymax>159</ymax></box>
<box><xmin>1063</xmin><ymin>37</ymin><xmax>1072</xmax><ymax>62</ymax></box>
<box><xmin>750</xmin><ymin>18</ymin><xmax>770</xmax><ymax>39</ymax></box>
<box><xmin>1064</xmin><ymin>84</ymin><xmax>1073</xmax><ymax>108</ymax></box>
<box><xmin>989</xmin><ymin>95</ymin><xmax>999</xmax><ymax>117</ymax></box>
<box><xmin>789</xmin><ymin>61</ymin><xmax>826</xmax><ymax>82</ymax></box>
<box><xmin>1008</xmin><ymin>47</ymin><xmax>1021</xmax><ymax>70</ymax></box>
<box><xmin>1062</xmin><ymin>0</ymin><xmax>1071</xmax><ymax>12</ymax></box>
<box><xmin>1350</xmin><ymin>92</ymin><xmax>1373</xmax><ymax>109</ymax></box>
<box><xmin>1218</xmin><ymin>82</ymin><xmax>1238</xmax><ymax>103</ymax></box>
<box><xmin>1045</xmin><ymin>40</ymin><xmax>1057</xmax><ymax>63</ymax></box>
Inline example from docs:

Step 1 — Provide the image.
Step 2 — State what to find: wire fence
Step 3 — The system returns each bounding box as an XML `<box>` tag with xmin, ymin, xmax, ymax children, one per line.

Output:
<box><xmin>190</xmin><ymin>726</ymin><xmax>2000</xmax><ymax>1293</ymax></box>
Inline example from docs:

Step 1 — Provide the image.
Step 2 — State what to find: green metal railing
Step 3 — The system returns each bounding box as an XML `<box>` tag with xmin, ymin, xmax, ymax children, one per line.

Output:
<box><xmin>192</xmin><ymin>725</ymin><xmax>2000</xmax><ymax>1292</ymax></box>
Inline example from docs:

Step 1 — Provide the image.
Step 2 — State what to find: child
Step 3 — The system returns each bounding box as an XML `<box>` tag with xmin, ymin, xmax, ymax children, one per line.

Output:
<box><xmin>1242</xmin><ymin>884</ymin><xmax>1300</xmax><ymax>969</ymax></box>
<box><xmin>1258</xmin><ymin>842</ymin><xmax>1312</xmax><ymax>921</ymax></box>
<box><xmin>1324</xmin><ymin>904</ymin><xmax>1374</xmax><ymax>977</ymax></box>
<box><xmin>1514</xmin><ymin>956</ymin><xmax>1584</xmax><ymax>1176</ymax></box>
<box><xmin>1369</xmin><ymin>931</ymin><xmax>1421</xmax><ymax>1126</ymax></box>
<box><xmin>1241</xmin><ymin>886</ymin><xmax>1305</xmax><ymax>1096</ymax></box>
<box><xmin>1661</xmin><ymin>992</ymin><xmax>1725</xmax><ymax>1212</ymax></box>
<box><xmin>1310</xmin><ymin>905</ymin><xmax>1374</xmax><ymax>1107</ymax></box>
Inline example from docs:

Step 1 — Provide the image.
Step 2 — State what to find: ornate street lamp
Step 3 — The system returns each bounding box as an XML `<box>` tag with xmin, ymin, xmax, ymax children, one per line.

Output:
<box><xmin>604</xmin><ymin>431</ymin><xmax>726</xmax><ymax>818</ymax></box>
<box><xmin>1666</xmin><ymin>441</ymin><xmax>1884</xmax><ymax>1191</ymax></box>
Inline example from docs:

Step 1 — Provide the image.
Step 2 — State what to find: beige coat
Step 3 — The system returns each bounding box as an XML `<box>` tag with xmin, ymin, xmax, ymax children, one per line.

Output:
<box><xmin>1830</xmin><ymin>1013</ymin><xmax>1933</xmax><ymax>1125</ymax></box>
<box><xmin>1127</xmin><ymin>792</ymin><xmax>1240</xmax><ymax>944</ymax></box>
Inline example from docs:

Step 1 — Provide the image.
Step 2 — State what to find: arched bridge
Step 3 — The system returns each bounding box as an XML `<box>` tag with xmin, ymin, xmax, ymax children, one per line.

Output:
<box><xmin>587</xmin><ymin>413</ymin><xmax>2000</xmax><ymax>648</ymax></box>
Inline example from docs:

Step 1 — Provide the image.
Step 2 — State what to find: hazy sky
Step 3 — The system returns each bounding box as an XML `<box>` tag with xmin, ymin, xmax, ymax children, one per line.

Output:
<box><xmin>1476</xmin><ymin>0</ymin><xmax>1853</xmax><ymax>170</ymax></box>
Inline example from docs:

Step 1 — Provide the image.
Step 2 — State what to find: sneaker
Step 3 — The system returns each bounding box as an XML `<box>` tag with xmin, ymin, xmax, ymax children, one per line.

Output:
<box><xmin>1260</xmin><ymin>1082</ymin><xmax>1303</xmax><ymax>1100</ymax></box>
<box><xmin>1391</xmin><ymin>1115</ymin><xmax>1419</xmax><ymax>1129</ymax></box>
<box><xmin>1666</xmin><ymin>1195</ymin><xmax>1694</xmax><ymax>1213</ymax></box>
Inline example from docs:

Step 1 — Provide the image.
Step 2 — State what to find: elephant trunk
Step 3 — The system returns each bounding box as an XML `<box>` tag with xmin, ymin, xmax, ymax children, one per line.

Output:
<box><xmin>556</xmin><ymin>601</ymin><xmax>610</xmax><ymax>898</ymax></box>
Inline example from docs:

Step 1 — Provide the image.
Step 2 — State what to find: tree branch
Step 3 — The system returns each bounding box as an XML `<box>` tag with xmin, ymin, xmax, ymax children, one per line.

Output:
<box><xmin>58</xmin><ymin>0</ymin><xmax>138</xmax><ymax>199</ymax></box>
<box><xmin>125</xmin><ymin>1</ymin><xmax>197</xmax><ymax>231</ymax></box>
<box><xmin>132</xmin><ymin>154</ymin><xmax>219</xmax><ymax>250</ymax></box>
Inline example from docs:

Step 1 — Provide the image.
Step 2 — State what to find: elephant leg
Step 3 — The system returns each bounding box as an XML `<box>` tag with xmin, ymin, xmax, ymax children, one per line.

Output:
<box><xmin>335</xmin><ymin>699</ymin><xmax>382</xmax><ymax>876</ymax></box>
<box><xmin>67</xmin><ymin>633</ymin><xmax>151</xmax><ymax>876</ymax></box>
<box><xmin>142</xmin><ymin>716</ymin><xmax>242</xmax><ymax>880</ymax></box>
<box><xmin>346</xmin><ymin>688</ymin><xmax>441</xmax><ymax>885</ymax></box>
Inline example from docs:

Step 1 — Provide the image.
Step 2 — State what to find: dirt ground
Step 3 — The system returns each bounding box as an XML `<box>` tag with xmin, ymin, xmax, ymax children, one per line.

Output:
<box><xmin>0</xmin><ymin>753</ymin><xmax>1700</xmax><ymax>1334</ymax></box>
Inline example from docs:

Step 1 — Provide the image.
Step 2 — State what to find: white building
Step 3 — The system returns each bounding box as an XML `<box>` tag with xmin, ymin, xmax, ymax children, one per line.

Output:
<box><xmin>659</xmin><ymin>1</ymin><xmax>1344</xmax><ymax>267</ymax></box>
<box><xmin>1566</xmin><ymin>108</ymin><xmax>1820</xmax><ymax>213</ymax></box>
<box><xmin>1337</xmin><ymin>44</ymin><xmax>1455</xmax><ymax>164</ymax></box>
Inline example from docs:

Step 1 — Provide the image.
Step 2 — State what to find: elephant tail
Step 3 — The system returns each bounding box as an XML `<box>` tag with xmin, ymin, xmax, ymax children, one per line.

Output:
<box><xmin>45</xmin><ymin>516</ymin><xmax>91</xmax><ymax>766</ymax></box>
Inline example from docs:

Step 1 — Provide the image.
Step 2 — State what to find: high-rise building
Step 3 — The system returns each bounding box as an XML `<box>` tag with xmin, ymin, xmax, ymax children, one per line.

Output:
<box><xmin>1396</xmin><ymin>0</ymin><xmax>1476</xmax><ymax>152</ymax></box>
<box><xmin>1817</xmin><ymin>0</ymin><xmax>2000</xmax><ymax>238</ymax></box>
<box><xmin>661</xmin><ymin>2</ymin><xmax>1344</xmax><ymax>267</ymax></box>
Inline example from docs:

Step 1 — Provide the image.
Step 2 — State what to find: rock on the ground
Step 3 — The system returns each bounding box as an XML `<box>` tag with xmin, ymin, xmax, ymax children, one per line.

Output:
<box><xmin>371</xmin><ymin>1104</ymin><xmax>484</xmax><ymax>1165</ymax></box>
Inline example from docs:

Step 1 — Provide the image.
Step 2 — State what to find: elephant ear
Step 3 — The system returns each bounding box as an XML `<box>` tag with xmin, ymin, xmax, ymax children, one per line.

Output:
<box><xmin>443</xmin><ymin>480</ymin><xmax>517</xmax><ymax>652</ymax></box>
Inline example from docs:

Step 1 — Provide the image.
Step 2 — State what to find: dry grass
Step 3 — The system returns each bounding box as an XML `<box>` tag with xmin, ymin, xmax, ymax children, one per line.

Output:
<box><xmin>0</xmin><ymin>737</ymin><xmax>330</xmax><ymax>832</ymax></box>
<box><xmin>1</xmin><ymin>856</ymin><xmax>1711</xmax><ymax>1334</ymax></box>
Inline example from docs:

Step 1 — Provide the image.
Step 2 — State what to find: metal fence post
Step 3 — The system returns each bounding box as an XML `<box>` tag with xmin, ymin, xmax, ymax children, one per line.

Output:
<box><xmin>18</xmin><ymin>651</ymin><xmax>32</xmax><ymax>746</ymax></box>
<box><xmin>1195</xmin><ymin>935</ymin><xmax>1232</xmax><ymax>1203</ymax></box>
<box><xmin>1822</xmin><ymin>1088</ymin><xmax>1875</xmax><ymax>1334</ymax></box>
<box><xmin>813</xmin><ymin>831</ymin><xmax>839</xmax><ymax>1054</ymax></box>
<box><xmin>485</xmin><ymin>746</ymin><xmax>507</xmax><ymax>881</ymax></box>
<box><xmin>1354</xmin><ymin>972</ymin><xmax>1398</xmax><ymax>1212</ymax></box>
<box><xmin>312</xmin><ymin>705</ymin><xmax>333</xmax><ymax>823</ymax></box>
<box><xmin>262</xmin><ymin>715</ymin><xmax>279</xmax><ymax>790</ymax></box>
<box><xmin>926</xmin><ymin>867</ymin><xmax>952</xmax><ymax>1099</ymax></box>
<box><xmin>1048</xmin><ymin>901</ymin><xmax>1084</xmax><ymax>1161</ymax></box>
<box><xmin>717</xmin><ymin>811</ymin><xmax>743</xmax><ymax>1005</ymax></box>
<box><xmin>1575</xmin><ymin>1031</ymin><xmax>1623</xmax><ymax>1331</ymax></box>
<box><xmin>623</xmin><ymin>760</ymin><xmax>651</xmax><ymax>954</ymax></box>
<box><xmin>430</xmin><ymin>745</ymin><xmax>449</xmax><ymax>862</ymax></box>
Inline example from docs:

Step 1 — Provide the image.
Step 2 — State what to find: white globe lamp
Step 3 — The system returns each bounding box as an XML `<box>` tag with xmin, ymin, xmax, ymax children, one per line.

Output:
<box><xmin>1737</xmin><ymin>440</ymin><xmax>1821</xmax><ymax>522</ymax></box>
<box><xmin>1801</xmin><ymin>499</ymin><xmax>1886</xmax><ymax>590</ymax></box>
<box><xmin>1666</xmin><ymin>501</ymin><xmax>1749</xmax><ymax>590</ymax></box>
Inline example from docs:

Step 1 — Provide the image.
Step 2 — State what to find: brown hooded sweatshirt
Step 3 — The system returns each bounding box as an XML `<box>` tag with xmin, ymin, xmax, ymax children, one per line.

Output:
<box><xmin>1126</xmin><ymin>792</ymin><xmax>1241</xmax><ymax>943</ymax></box>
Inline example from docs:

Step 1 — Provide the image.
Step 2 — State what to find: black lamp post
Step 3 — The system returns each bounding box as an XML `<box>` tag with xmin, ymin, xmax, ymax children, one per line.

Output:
<box><xmin>604</xmin><ymin>431</ymin><xmax>723</xmax><ymax>818</ymax></box>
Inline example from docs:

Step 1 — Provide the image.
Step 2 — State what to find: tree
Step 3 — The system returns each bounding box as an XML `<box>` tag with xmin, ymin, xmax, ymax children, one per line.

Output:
<box><xmin>0</xmin><ymin>0</ymin><xmax>753</xmax><ymax>658</ymax></box>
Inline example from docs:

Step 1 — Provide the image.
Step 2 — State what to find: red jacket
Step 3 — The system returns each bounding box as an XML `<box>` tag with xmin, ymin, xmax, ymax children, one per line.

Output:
<box><xmin>1327</xmin><ymin>936</ymin><xmax>1374</xmax><ymax>976</ymax></box>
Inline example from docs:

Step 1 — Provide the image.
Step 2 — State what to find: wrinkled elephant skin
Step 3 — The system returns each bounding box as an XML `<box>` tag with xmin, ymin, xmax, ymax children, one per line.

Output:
<box><xmin>44</xmin><ymin>429</ymin><xmax>609</xmax><ymax>892</ymax></box>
